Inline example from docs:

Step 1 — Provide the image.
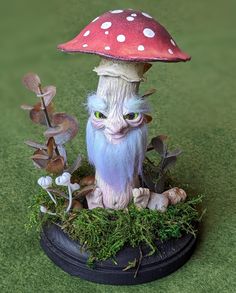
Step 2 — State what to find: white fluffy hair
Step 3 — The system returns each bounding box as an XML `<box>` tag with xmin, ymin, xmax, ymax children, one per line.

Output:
<box><xmin>86</xmin><ymin>119</ymin><xmax>147</xmax><ymax>192</ymax></box>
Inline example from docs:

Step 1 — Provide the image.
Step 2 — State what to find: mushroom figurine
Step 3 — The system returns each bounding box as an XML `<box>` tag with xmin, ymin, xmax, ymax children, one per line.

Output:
<box><xmin>38</xmin><ymin>176</ymin><xmax>57</xmax><ymax>205</ymax></box>
<box><xmin>58</xmin><ymin>9</ymin><xmax>190</xmax><ymax>210</ymax></box>
<box><xmin>55</xmin><ymin>172</ymin><xmax>73</xmax><ymax>213</ymax></box>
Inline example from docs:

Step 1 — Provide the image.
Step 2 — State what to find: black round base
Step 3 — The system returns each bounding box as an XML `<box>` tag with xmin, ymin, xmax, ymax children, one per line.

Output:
<box><xmin>40</xmin><ymin>223</ymin><xmax>197</xmax><ymax>285</ymax></box>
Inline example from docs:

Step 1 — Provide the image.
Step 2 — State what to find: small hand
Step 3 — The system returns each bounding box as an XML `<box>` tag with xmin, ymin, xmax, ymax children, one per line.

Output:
<box><xmin>132</xmin><ymin>187</ymin><xmax>150</xmax><ymax>208</ymax></box>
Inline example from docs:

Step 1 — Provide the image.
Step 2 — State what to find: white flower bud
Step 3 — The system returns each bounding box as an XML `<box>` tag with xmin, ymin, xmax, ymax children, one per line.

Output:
<box><xmin>55</xmin><ymin>172</ymin><xmax>71</xmax><ymax>186</ymax></box>
<box><xmin>38</xmin><ymin>176</ymin><xmax>52</xmax><ymax>189</ymax></box>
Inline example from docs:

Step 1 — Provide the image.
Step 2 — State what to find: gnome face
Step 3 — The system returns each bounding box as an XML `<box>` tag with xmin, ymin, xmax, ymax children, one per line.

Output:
<box><xmin>87</xmin><ymin>91</ymin><xmax>149</xmax><ymax>144</ymax></box>
<box><xmin>87</xmin><ymin>60</ymin><xmax>150</xmax><ymax>145</ymax></box>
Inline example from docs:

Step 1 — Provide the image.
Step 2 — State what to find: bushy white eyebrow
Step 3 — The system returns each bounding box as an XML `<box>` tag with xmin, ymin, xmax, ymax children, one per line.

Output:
<box><xmin>123</xmin><ymin>96</ymin><xmax>150</xmax><ymax>114</ymax></box>
<box><xmin>87</xmin><ymin>94</ymin><xmax>108</xmax><ymax>113</ymax></box>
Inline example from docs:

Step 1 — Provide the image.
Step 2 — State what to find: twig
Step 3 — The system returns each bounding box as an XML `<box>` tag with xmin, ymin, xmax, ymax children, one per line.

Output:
<box><xmin>38</xmin><ymin>84</ymin><xmax>60</xmax><ymax>156</ymax></box>
<box><xmin>38</xmin><ymin>84</ymin><xmax>52</xmax><ymax>128</ymax></box>
<box><xmin>134</xmin><ymin>246</ymin><xmax>143</xmax><ymax>279</ymax></box>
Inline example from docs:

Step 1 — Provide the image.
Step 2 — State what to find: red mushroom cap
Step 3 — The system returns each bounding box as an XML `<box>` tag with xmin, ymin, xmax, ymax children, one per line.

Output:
<box><xmin>58</xmin><ymin>9</ymin><xmax>191</xmax><ymax>62</ymax></box>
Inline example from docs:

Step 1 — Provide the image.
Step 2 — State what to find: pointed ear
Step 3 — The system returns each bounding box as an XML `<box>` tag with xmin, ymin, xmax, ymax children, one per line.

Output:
<box><xmin>143</xmin><ymin>63</ymin><xmax>152</xmax><ymax>74</ymax></box>
<box><xmin>144</xmin><ymin>114</ymin><xmax>152</xmax><ymax>124</ymax></box>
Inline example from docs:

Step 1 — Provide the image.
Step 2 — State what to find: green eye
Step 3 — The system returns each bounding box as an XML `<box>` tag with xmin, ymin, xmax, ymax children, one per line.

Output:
<box><xmin>94</xmin><ymin>111</ymin><xmax>107</xmax><ymax>119</ymax></box>
<box><xmin>124</xmin><ymin>112</ymin><xmax>139</xmax><ymax>120</ymax></box>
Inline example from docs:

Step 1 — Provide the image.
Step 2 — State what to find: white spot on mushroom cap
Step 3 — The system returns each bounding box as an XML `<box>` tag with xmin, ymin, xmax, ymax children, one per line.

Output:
<box><xmin>143</xmin><ymin>28</ymin><xmax>155</xmax><ymax>38</ymax></box>
<box><xmin>142</xmin><ymin>12</ymin><xmax>152</xmax><ymax>18</ymax></box>
<box><xmin>168</xmin><ymin>48</ymin><xmax>174</xmax><ymax>54</ymax></box>
<box><xmin>126</xmin><ymin>16</ymin><xmax>134</xmax><ymax>21</ymax></box>
<box><xmin>83</xmin><ymin>30</ymin><xmax>90</xmax><ymax>37</ymax></box>
<box><xmin>170</xmin><ymin>39</ymin><xmax>176</xmax><ymax>46</ymax></box>
<box><xmin>92</xmin><ymin>16</ymin><xmax>99</xmax><ymax>22</ymax></box>
<box><xmin>105</xmin><ymin>31</ymin><xmax>109</xmax><ymax>35</ymax></box>
<box><xmin>117</xmin><ymin>34</ymin><xmax>126</xmax><ymax>42</ymax></box>
<box><xmin>138</xmin><ymin>45</ymin><xmax>145</xmax><ymax>51</ymax></box>
<box><xmin>105</xmin><ymin>46</ymin><xmax>110</xmax><ymax>50</ymax></box>
<box><xmin>131</xmin><ymin>13</ymin><xmax>137</xmax><ymax>17</ymax></box>
<box><xmin>101</xmin><ymin>22</ymin><xmax>112</xmax><ymax>29</ymax></box>
<box><xmin>83</xmin><ymin>44</ymin><xmax>88</xmax><ymax>47</ymax></box>
<box><xmin>111</xmin><ymin>10</ymin><xmax>123</xmax><ymax>13</ymax></box>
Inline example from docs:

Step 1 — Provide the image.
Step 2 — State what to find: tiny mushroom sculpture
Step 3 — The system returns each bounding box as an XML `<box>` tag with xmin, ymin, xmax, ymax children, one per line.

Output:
<box><xmin>40</xmin><ymin>205</ymin><xmax>56</xmax><ymax>215</ymax></box>
<box><xmin>58</xmin><ymin>9</ymin><xmax>190</xmax><ymax>211</ymax></box>
<box><xmin>55</xmin><ymin>172</ymin><xmax>77</xmax><ymax>213</ymax></box>
<box><xmin>38</xmin><ymin>176</ymin><xmax>57</xmax><ymax>205</ymax></box>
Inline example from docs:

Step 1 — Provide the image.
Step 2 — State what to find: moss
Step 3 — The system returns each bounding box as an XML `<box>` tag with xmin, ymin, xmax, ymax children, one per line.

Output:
<box><xmin>27</xmin><ymin>190</ymin><xmax>203</xmax><ymax>264</ymax></box>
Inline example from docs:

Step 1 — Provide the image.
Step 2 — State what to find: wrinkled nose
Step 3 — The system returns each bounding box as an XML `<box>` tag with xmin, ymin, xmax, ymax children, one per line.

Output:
<box><xmin>104</xmin><ymin>118</ymin><xmax>129</xmax><ymax>143</ymax></box>
<box><xmin>106</xmin><ymin>119</ymin><xmax>128</xmax><ymax>135</ymax></box>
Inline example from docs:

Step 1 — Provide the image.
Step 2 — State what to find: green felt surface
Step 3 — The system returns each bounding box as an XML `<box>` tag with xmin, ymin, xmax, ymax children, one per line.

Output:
<box><xmin>0</xmin><ymin>0</ymin><xmax>235</xmax><ymax>292</ymax></box>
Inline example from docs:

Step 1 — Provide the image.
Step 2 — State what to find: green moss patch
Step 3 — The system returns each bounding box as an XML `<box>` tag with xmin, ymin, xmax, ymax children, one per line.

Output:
<box><xmin>27</xmin><ymin>192</ymin><xmax>203</xmax><ymax>265</ymax></box>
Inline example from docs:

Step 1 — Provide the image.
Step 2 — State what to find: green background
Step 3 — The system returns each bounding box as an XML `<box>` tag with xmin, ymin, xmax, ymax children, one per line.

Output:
<box><xmin>0</xmin><ymin>0</ymin><xmax>235</xmax><ymax>292</ymax></box>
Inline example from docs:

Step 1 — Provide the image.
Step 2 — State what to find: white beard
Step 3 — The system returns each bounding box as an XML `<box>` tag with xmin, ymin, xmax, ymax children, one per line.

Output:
<box><xmin>86</xmin><ymin>119</ymin><xmax>147</xmax><ymax>193</ymax></box>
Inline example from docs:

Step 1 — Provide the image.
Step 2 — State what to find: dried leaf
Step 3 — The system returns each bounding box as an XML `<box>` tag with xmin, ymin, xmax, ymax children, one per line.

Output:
<box><xmin>72</xmin><ymin>200</ymin><xmax>83</xmax><ymax>210</ymax></box>
<box><xmin>47</xmin><ymin>137</ymin><xmax>55</xmax><ymax>159</ymax></box>
<box><xmin>141</xmin><ymin>172</ymin><xmax>155</xmax><ymax>191</ymax></box>
<box><xmin>162</xmin><ymin>156</ymin><xmax>177</xmax><ymax>172</ymax></box>
<box><xmin>57</xmin><ymin>145</ymin><xmax>67</xmax><ymax>164</ymax></box>
<box><xmin>151</xmin><ymin>136</ymin><xmax>167</xmax><ymax>156</ymax></box>
<box><xmin>44</xmin><ymin>113</ymin><xmax>79</xmax><ymax>144</ymax></box>
<box><xmin>22</xmin><ymin>72</ymin><xmax>41</xmax><ymax>94</ymax></box>
<box><xmin>158</xmin><ymin>135</ymin><xmax>168</xmax><ymax>142</ymax></box>
<box><xmin>147</xmin><ymin>135</ymin><xmax>168</xmax><ymax>152</ymax></box>
<box><xmin>30</xmin><ymin>102</ymin><xmax>54</xmax><ymax>125</ymax></box>
<box><xmin>154</xmin><ymin>176</ymin><xmax>165</xmax><ymax>193</ymax></box>
<box><xmin>142</xmin><ymin>88</ymin><xmax>156</xmax><ymax>98</ymax></box>
<box><xmin>31</xmin><ymin>153</ymin><xmax>49</xmax><ymax>160</ymax></box>
<box><xmin>46</xmin><ymin>155</ymin><xmax>65</xmax><ymax>174</ymax></box>
<box><xmin>73</xmin><ymin>185</ymin><xmax>95</xmax><ymax>199</ymax></box>
<box><xmin>166</xmin><ymin>149</ymin><xmax>182</xmax><ymax>158</ymax></box>
<box><xmin>42</xmin><ymin>85</ymin><xmax>56</xmax><ymax>106</ymax></box>
<box><xmin>24</xmin><ymin>140</ymin><xmax>47</xmax><ymax>150</ymax></box>
<box><xmin>79</xmin><ymin>175</ymin><xmax>95</xmax><ymax>186</ymax></box>
<box><xmin>66</xmin><ymin>154</ymin><xmax>82</xmax><ymax>174</ymax></box>
<box><xmin>143</xmin><ymin>63</ymin><xmax>152</xmax><ymax>73</ymax></box>
<box><xmin>144</xmin><ymin>114</ymin><xmax>152</xmax><ymax>124</ymax></box>
<box><xmin>21</xmin><ymin>104</ymin><xmax>34</xmax><ymax>111</ymax></box>
<box><xmin>32</xmin><ymin>149</ymin><xmax>49</xmax><ymax>169</ymax></box>
<box><xmin>44</xmin><ymin>125</ymin><xmax>61</xmax><ymax>137</ymax></box>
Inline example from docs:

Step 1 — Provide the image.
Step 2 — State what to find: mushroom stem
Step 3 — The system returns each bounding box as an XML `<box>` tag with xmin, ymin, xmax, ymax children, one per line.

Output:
<box><xmin>87</xmin><ymin>59</ymin><xmax>148</xmax><ymax>209</ymax></box>
<box><xmin>46</xmin><ymin>190</ymin><xmax>57</xmax><ymax>205</ymax></box>
<box><xmin>96</xmin><ymin>74</ymin><xmax>140</xmax><ymax>97</ymax></box>
<box><xmin>65</xmin><ymin>185</ymin><xmax>73</xmax><ymax>213</ymax></box>
<box><xmin>57</xmin><ymin>144</ymin><xmax>67</xmax><ymax>164</ymax></box>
